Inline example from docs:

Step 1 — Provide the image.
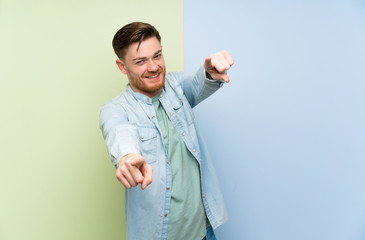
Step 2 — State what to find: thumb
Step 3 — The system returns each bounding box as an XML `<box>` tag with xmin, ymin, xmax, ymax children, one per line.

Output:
<box><xmin>222</xmin><ymin>73</ymin><xmax>230</xmax><ymax>83</ymax></box>
<box><xmin>129</xmin><ymin>156</ymin><xmax>145</xmax><ymax>183</ymax></box>
<box><xmin>130</xmin><ymin>155</ymin><xmax>145</xmax><ymax>168</ymax></box>
<box><xmin>215</xmin><ymin>72</ymin><xmax>230</xmax><ymax>83</ymax></box>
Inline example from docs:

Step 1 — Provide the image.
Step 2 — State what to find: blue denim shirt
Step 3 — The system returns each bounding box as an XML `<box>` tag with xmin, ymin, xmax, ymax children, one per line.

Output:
<box><xmin>99</xmin><ymin>66</ymin><xmax>228</xmax><ymax>240</ymax></box>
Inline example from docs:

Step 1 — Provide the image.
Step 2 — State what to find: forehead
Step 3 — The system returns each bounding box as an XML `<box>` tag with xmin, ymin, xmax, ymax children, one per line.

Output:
<box><xmin>125</xmin><ymin>37</ymin><xmax>162</xmax><ymax>60</ymax></box>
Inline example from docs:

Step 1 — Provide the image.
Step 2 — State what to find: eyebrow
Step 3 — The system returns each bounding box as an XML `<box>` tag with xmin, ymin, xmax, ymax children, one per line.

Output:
<box><xmin>132</xmin><ymin>49</ymin><xmax>162</xmax><ymax>61</ymax></box>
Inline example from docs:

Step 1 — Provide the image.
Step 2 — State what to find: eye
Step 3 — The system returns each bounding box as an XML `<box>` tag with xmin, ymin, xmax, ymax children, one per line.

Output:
<box><xmin>154</xmin><ymin>53</ymin><xmax>162</xmax><ymax>59</ymax></box>
<box><xmin>135</xmin><ymin>60</ymin><xmax>144</xmax><ymax>65</ymax></box>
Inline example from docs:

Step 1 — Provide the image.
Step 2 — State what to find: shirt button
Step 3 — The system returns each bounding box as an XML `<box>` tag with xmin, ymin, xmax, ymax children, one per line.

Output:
<box><xmin>182</xmin><ymin>133</ymin><xmax>185</xmax><ymax>136</ymax></box>
<box><xmin>193</xmin><ymin>149</ymin><xmax>196</xmax><ymax>152</ymax></box>
<box><xmin>166</xmin><ymin>161</ymin><xmax>169</xmax><ymax>164</ymax></box>
<box><xmin>152</xmin><ymin>115</ymin><xmax>155</xmax><ymax>119</ymax></box>
<box><xmin>141</xmin><ymin>136</ymin><xmax>144</xmax><ymax>140</ymax></box>
<box><xmin>170</xmin><ymin>112</ymin><xmax>173</xmax><ymax>116</ymax></box>
<box><xmin>160</xmin><ymin>94</ymin><xmax>163</xmax><ymax>98</ymax></box>
<box><xmin>147</xmin><ymin>98</ymin><xmax>150</xmax><ymax>102</ymax></box>
<box><xmin>166</xmin><ymin>187</ymin><xmax>170</xmax><ymax>190</ymax></box>
<box><xmin>164</xmin><ymin>214</ymin><xmax>168</xmax><ymax>217</ymax></box>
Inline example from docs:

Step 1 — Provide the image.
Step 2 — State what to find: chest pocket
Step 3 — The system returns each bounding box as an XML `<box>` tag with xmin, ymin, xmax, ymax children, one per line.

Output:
<box><xmin>138</xmin><ymin>127</ymin><xmax>158</xmax><ymax>164</ymax></box>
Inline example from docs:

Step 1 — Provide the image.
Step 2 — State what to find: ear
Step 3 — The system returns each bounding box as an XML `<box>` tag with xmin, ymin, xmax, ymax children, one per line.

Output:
<box><xmin>116</xmin><ymin>59</ymin><xmax>128</xmax><ymax>75</ymax></box>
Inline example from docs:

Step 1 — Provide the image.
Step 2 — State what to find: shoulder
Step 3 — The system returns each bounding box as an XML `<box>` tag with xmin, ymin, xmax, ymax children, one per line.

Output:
<box><xmin>165</xmin><ymin>71</ymin><xmax>184</xmax><ymax>96</ymax></box>
<box><xmin>100</xmin><ymin>90</ymin><xmax>130</xmax><ymax>116</ymax></box>
<box><xmin>165</xmin><ymin>71</ymin><xmax>180</xmax><ymax>86</ymax></box>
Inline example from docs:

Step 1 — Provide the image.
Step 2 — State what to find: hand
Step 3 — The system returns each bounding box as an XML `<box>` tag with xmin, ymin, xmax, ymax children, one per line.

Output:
<box><xmin>204</xmin><ymin>50</ymin><xmax>234</xmax><ymax>83</ymax></box>
<box><xmin>116</xmin><ymin>153</ymin><xmax>153</xmax><ymax>190</ymax></box>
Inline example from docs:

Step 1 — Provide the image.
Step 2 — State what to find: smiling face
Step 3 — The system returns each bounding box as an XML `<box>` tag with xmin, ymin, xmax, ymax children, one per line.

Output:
<box><xmin>116</xmin><ymin>37</ymin><xmax>166</xmax><ymax>98</ymax></box>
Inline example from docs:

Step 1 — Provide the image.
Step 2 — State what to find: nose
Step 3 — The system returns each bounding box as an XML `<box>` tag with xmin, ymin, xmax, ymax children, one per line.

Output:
<box><xmin>147</xmin><ymin>59</ymin><xmax>158</xmax><ymax>72</ymax></box>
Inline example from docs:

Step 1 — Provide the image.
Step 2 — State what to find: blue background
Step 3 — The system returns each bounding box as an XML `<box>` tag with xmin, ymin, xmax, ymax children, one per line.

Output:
<box><xmin>184</xmin><ymin>1</ymin><xmax>365</xmax><ymax>239</ymax></box>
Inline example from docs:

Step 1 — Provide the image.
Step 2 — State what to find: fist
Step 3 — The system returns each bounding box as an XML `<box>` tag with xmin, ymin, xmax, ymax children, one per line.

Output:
<box><xmin>204</xmin><ymin>50</ymin><xmax>234</xmax><ymax>83</ymax></box>
<box><xmin>116</xmin><ymin>153</ymin><xmax>153</xmax><ymax>190</ymax></box>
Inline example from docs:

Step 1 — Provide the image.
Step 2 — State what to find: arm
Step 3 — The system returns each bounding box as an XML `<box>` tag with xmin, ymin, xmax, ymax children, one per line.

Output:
<box><xmin>99</xmin><ymin>103</ymin><xmax>152</xmax><ymax>190</ymax></box>
<box><xmin>172</xmin><ymin>50</ymin><xmax>234</xmax><ymax>107</ymax></box>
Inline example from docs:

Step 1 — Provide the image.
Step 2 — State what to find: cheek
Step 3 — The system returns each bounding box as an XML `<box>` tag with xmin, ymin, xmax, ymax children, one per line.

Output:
<box><xmin>159</xmin><ymin>59</ymin><xmax>165</xmax><ymax>68</ymax></box>
<box><xmin>129</xmin><ymin>69</ymin><xmax>144</xmax><ymax>78</ymax></box>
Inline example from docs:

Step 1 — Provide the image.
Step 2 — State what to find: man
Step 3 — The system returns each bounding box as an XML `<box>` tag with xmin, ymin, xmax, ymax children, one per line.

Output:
<box><xmin>100</xmin><ymin>22</ymin><xmax>233</xmax><ymax>240</ymax></box>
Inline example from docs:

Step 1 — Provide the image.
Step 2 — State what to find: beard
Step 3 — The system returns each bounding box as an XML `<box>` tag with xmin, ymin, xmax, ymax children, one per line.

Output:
<box><xmin>127</xmin><ymin>66</ymin><xmax>166</xmax><ymax>96</ymax></box>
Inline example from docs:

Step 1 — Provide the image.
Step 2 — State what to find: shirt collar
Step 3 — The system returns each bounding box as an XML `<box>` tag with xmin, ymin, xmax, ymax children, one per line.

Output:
<box><xmin>126</xmin><ymin>84</ymin><xmax>164</xmax><ymax>105</ymax></box>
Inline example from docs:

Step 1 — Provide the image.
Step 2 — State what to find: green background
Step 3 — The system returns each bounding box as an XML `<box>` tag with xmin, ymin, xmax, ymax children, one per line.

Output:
<box><xmin>0</xmin><ymin>0</ymin><xmax>183</xmax><ymax>239</ymax></box>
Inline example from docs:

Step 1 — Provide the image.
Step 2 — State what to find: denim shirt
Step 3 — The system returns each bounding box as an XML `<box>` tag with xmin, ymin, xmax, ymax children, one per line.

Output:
<box><xmin>99</xmin><ymin>66</ymin><xmax>228</xmax><ymax>240</ymax></box>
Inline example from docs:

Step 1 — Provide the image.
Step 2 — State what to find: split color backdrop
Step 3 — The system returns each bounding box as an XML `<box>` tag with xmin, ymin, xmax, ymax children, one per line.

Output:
<box><xmin>2</xmin><ymin>1</ymin><xmax>365</xmax><ymax>240</ymax></box>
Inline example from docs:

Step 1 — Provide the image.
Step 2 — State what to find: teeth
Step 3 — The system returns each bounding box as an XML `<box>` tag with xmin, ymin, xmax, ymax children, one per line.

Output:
<box><xmin>146</xmin><ymin>73</ymin><xmax>159</xmax><ymax>78</ymax></box>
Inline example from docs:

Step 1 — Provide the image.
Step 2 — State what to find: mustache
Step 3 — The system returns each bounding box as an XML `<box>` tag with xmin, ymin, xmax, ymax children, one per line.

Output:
<box><xmin>142</xmin><ymin>68</ymin><xmax>164</xmax><ymax>78</ymax></box>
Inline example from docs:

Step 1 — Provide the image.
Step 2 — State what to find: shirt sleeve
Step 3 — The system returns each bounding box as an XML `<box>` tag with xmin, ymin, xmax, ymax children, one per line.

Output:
<box><xmin>170</xmin><ymin>66</ymin><xmax>225</xmax><ymax>108</ymax></box>
<box><xmin>99</xmin><ymin>102</ymin><xmax>141</xmax><ymax>168</ymax></box>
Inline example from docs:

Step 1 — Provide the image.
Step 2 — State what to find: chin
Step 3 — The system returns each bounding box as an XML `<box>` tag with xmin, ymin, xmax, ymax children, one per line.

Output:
<box><xmin>147</xmin><ymin>80</ymin><xmax>165</xmax><ymax>93</ymax></box>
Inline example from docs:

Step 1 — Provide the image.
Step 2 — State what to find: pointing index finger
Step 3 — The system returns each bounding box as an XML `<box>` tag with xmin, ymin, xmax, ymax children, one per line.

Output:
<box><xmin>141</xmin><ymin>164</ymin><xmax>153</xmax><ymax>190</ymax></box>
<box><xmin>128</xmin><ymin>156</ymin><xmax>145</xmax><ymax>183</ymax></box>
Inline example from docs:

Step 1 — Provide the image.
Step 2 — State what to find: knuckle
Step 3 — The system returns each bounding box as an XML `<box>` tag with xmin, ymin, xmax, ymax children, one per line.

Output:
<box><xmin>124</xmin><ymin>159</ymin><xmax>132</xmax><ymax>166</ymax></box>
<box><xmin>120</xmin><ymin>166</ymin><xmax>128</xmax><ymax>175</ymax></box>
<box><xmin>116</xmin><ymin>174</ymin><xmax>121</xmax><ymax>181</ymax></box>
<box><xmin>116</xmin><ymin>170</ymin><xmax>122</xmax><ymax>178</ymax></box>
